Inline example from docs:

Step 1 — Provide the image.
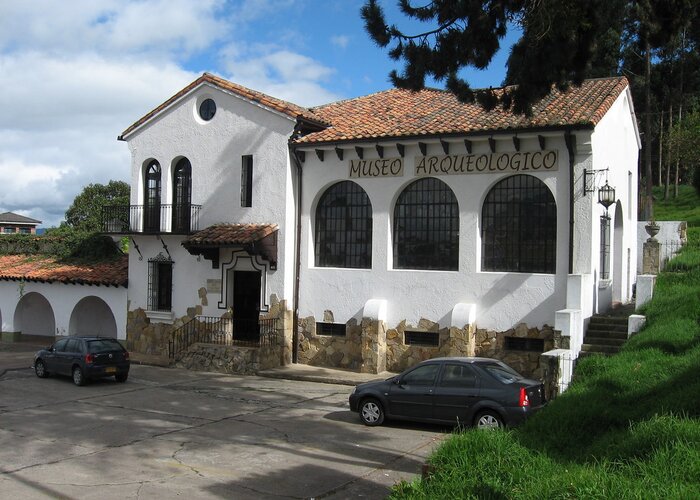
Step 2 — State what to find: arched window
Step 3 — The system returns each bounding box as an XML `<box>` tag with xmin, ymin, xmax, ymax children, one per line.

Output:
<box><xmin>481</xmin><ymin>174</ymin><xmax>556</xmax><ymax>273</ymax></box>
<box><xmin>172</xmin><ymin>158</ymin><xmax>192</xmax><ymax>233</ymax></box>
<box><xmin>144</xmin><ymin>160</ymin><xmax>161</xmax><ymax>232</ymax></box>
<box><xmin>393</xmin><ymin>177</ymin><xmax>459</xmax><ymax>270</ymax></box>
<box><xmin>315</xmin><ymin>181</ymin><xmax>372</xmax><ymax>268</ymax></box>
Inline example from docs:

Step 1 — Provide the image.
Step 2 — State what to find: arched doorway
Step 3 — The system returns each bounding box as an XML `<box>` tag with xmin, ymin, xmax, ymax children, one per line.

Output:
<box><xmin>14</xmin><ymin>292</ymin><xmax>55</xmax><ymax>337</ymax></box>
<box><xmin>612</xmin><ymin>202</ymin><xmax>625</xmax><ymax>303</ymax></box>
<box><xmin>69</xmin><ymin>296</ymin><xmax>118</xmax><ymax>338</ymax></box>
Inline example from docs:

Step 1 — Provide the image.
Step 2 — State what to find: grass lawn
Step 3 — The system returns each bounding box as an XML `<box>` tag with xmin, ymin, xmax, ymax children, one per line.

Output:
<box><xmin>391</xmin><ymin>187</ymin><xmax>700</xmax><ymax>499</ymax></box>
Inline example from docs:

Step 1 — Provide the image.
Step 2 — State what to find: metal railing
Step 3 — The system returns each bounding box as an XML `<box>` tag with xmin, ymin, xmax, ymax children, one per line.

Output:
<box><xmin>169</xmin><ymin>316</ymin><xmax>278</xmax><ymax>360</ymax></box>
<box><xmin>101</xmin><ymin>204</ymin><xmax>201</xmax><ymax>234</ymax></box>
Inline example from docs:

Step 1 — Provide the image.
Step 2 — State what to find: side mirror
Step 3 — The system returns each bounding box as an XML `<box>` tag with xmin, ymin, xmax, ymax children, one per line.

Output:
<box><xmin>392</xmin><ymin>376</ymin><xmax>400</xmax><ymax>385</ymax></box>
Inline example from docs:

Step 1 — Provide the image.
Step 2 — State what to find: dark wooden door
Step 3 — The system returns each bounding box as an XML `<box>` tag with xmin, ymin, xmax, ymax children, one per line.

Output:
<box><xmin>233</xmin><ymin>271</ymin><xmax>261</xmax><ymax>342</ymax></box>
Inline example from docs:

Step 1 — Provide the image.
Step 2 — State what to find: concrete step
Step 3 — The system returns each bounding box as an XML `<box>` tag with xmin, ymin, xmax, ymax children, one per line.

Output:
<box><xmin>588</xmin><ymin>320</ymin><xmax>628</xmax><ymax>332</ymax></box>
<box><xmin>584</xmin><ymin>327</ymin><xmax>628</xmax><ymax>340</ymax></box>
<box><xmin>590</xmin><ymin>315</ymin><xmax>629</xmax><ymax>325</ymax></box>
<box><xmin>581</xmin><ymin>343</ymin><xmax>622</xmax><ymax>354</ymax></box>
<box><xmin>582</xmin><ymin>336</ymin><xmax>627</xmax><ymax>347</ymax></box>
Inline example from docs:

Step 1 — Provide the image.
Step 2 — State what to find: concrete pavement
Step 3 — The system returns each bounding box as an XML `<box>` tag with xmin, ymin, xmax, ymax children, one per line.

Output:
<box><xmin>0</xmin><ymin>340</ymin><xmax>398</xmax><ymax>386</ymax></box>
<box><xmin>0</xmin><ymin>344</ymin><xmax>445</xmax><ymax>499</ymax></box>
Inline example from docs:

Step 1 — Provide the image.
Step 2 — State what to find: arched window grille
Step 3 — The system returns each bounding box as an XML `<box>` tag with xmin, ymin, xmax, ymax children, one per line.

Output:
<box><xmin>393</xmin><ymin>177</ymin><xmax>459</xmax><ymax>270</ymax></box>
<box><xmin>172</xmin><ymin>158</ymin><xmax>192</xmax><ymax>233</ymax></box>
<box><xmin>481</xmin><ymin>174</ymin><xmax>557</xmax><ymax>273</ymax></box>
<box><xmin>315</xmin><ymin>181</ymin><xmax>372</xmax><ymax>268</ymax></box>
<box><xmin>144</xmin><ymin>160</ymin><xmax>161</xmax><ymax>233</ymax></box>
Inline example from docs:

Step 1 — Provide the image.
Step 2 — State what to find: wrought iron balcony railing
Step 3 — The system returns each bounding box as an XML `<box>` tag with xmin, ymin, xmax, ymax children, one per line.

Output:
<box><xmin>101</xmin><ymin>204</ymin><xmax>202</xmax><ymax>234</ymax></box>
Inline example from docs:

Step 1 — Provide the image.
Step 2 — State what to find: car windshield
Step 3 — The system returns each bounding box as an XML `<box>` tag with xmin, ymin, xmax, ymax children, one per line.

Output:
<box><xmin>86</xmin><ymin>339</ymin><xmax>123</xmax><ymax>354</ymax></box>
<box><xmin>482</xmin><ymin>363</ymin><xmax>524</xmax><ymax>384</ymax></box>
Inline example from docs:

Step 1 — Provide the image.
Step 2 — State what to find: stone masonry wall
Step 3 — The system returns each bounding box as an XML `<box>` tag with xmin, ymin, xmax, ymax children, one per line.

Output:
<box><xmin>473</xmin><ymin>323</ymin><xmax>556</xmax><ymax>379</ymax></box>
<box><xmin>297</xmin><ymin>315</ymin><xmax>363</xmax><ymax>370</ymax></box>
<box><xmin>175</xmin><ymin>343</ymin><xmax>278</xmax><ymax>374</ymax></box>
<box><xmin>126</xmin><ymin>291</ymin><xmax>292</xmax><ymax>374</ymax></box>
<box><xmin>298</xmin><ymin>313</ymin><xmax>555</xmax><ymax>380</ymax></box>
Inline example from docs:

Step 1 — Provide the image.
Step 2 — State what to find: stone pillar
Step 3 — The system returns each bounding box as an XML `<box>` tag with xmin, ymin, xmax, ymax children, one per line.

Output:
<box><xmin>360</xmin><ymin>318</ymin><xmax>387</xmax><ymax>374</ymax></box>
<box><xmin>642</xmin><ymin>239</ymin><xmax>661</xmax><ymax>275</ymax></box>
<box><xmin>265</xmin><ymin>296</ymin><xmax>292</xmax><ymax>366</ymax></box>
<box><xmin>361</xmin><ymin>299</ymin><xmax>388</xmax><ymax>374</ymax></box>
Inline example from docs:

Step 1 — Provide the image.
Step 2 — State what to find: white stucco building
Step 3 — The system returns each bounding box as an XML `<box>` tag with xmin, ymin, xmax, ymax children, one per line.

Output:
<box><xmin>105</xmin><ymin>73</ymin><xmax>639</xmax><ymax>376</ymax></box>
<box><xmin>0</xmin><ymin>255</ymin><xmax>127</xmax><ymax>342</ymax></box>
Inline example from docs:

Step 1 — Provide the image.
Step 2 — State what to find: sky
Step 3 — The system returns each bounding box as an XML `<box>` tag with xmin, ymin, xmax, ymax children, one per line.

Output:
<box><xmin>0</xmin><ymin>0</ymin><xmax>519</xmax><ymax>228</ymax></box>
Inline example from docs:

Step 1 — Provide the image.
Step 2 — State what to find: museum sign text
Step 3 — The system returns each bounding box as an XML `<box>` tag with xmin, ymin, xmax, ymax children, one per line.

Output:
<box><xmin>348</xmin><ymin>151</ymin><xmax>557</xmax><ymax>178</ymax></box>
<box><xmin>415</xmin><ymin>151</ymin><xmax>558</xmax><ymax>176</ymax></box>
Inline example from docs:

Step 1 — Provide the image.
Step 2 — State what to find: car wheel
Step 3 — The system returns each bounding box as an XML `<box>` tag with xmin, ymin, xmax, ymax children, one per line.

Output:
<box><xmin>34</xmin><ymin>359</ymin><xmax>49</xmax><ymax>378</ymax></box>
<box><xmin>359</xmin><ymin>398</ymin><xmax>385</xmax><ymax>426</ymax></box>
<box><xmin>72</xmin><ymin>366</ymin><xmax>86</xmax><ymax>386</ymax></box>
<box><xmin>115</xmin><ymin>372</ymin><xmax>128</xmax><ymax>383</ymax></box>
<box><xmin>474</xmin><ymin>410</ymin><xmax>503</xmax><ymax>430</ymax></box>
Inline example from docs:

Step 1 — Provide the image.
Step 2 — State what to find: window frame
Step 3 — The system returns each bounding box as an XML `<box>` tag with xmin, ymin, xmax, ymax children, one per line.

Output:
<box><xmin>172</xmin><ymin>158</ymin><xmax>192</xmax><ymax>233</ymax></box>
<box><xmin>481</xmin><ymin>174</ymin><xmax>557</xmax><ymax>274</ymax></box>
<box><xmin>144</xmin><ymin>160</ymin><xmax>162</xmax><ymax>233</ymax></box>
<box><xmin>241</xmin><ymin>155</ymin><xmax>253</xmax><ymax>208</ymax></box>
<box><xmin>147</xmin><ymin>256</ymin><xmax>173</xmax><ymax>312</ymax></box>
<box><xmin>314</xmin><ymin>181</ymin><xmax>372</xmax><ymax>269</ymax></box>
<box><xmin>393</xmin><ymin>177</ymin><xmax>459</xmax><ymax>271</ymax></box>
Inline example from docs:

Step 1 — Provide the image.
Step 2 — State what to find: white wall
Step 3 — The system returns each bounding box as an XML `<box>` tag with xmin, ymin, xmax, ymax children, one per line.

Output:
<box><xmin>588</xmin><ymin>88</ymin><xmax>640</xmax><ymax>308</ymax></box>
<box><xmin>297</xmin><ymin>134</ymin><xmax>571</xmax><ymax>331</ymax></box>
<box><xmin>123</xmin><ymin>82</ymin><xmax>298</xmax><ymax>314</ymax></box>
<box><xmin>0</xmin><ymin>281</ymin><xmax>127</xmax><ymax>339</ymax></box>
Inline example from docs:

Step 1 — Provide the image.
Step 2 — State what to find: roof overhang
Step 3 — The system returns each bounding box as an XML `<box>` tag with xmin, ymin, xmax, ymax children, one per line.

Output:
<box><xmin>182</xmin><ymin>223</ymin><xmax>278</xmax><ymax>269</ymax></box>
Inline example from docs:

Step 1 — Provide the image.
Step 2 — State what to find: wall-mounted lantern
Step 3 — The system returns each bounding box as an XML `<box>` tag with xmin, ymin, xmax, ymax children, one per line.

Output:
<box><xmin>597</xmin><ymin>181</ymin><xmax>616</xmax><ymax>211</ymax></box>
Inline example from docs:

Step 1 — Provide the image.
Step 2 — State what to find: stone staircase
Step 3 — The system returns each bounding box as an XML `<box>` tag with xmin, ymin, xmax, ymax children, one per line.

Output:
<box><xmin>580</xmin><ymin>304</ymin><xmax>634</xmax><ymax>357</ymax></box>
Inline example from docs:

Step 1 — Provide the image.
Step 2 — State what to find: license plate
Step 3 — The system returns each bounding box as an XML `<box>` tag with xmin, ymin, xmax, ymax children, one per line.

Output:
<box><xmin>105</xmin><ymin>367</ymin><xmax>117</xmax><ymax>374</ymax></box>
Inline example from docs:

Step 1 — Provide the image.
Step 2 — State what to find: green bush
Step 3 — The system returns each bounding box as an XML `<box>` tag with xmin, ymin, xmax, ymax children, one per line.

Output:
<box><xmin>0</xmin><ymin>230</ymin><xmax>122</xmax><ymax>262</ymax></box>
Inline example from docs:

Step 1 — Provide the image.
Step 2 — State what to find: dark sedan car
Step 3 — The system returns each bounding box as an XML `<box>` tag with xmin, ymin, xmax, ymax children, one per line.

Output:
<box><xmin>349</xmin><ymin>357</ymin><xmax>545</xmax><ymax>429</ymax></box>
<box><xmin>33</xmin><ymin>336</ymin><xmax>130</xmax><ymax>386</ymax></box>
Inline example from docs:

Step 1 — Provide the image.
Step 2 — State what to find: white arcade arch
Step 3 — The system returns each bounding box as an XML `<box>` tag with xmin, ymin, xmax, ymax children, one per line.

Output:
<box><xmin>69</xmin><ymin>296</ymin><xmax>118</xmax><ymax>338</ymax></box>
<box><xmin>13</xmin><ymin>292</ymin><xmax>56</xmax><ymax>337</ymax></box>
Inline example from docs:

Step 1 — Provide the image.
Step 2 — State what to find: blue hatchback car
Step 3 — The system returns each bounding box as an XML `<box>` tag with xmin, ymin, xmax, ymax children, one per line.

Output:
<box><xmin>33</xmin><ymin>336</ymin><xmax>130</xmax><ymax>386</ymax></box>
<box><xmin>349</xmin><ymin>357</ymin><xmax>545</xmax><ymax>429</ymax></box>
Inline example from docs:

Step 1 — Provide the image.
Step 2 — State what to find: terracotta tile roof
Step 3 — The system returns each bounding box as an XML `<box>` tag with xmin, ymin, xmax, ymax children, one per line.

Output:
<box><xmin>182</xmin><ymin>223</ymin><xmax>278</xmax><ymax>247</ymax></box>
<box><xmin>120</xmin><ymin>73</ymin><xmax>327</xmax><ymax>139</ymax></box>
<box><xmin>294</xmin><ymin>76</ymin><xmax>630</xmax><ymax>145</ymax></box>
<box><xmin>0</xmin><ymin>212</ymin><xmax>42</xmax><ymax>224</ymax></box>
<box><xmin>0</xmin><ymin>255</ymin><xmax>128</xmax><ymax>287</ymax></box>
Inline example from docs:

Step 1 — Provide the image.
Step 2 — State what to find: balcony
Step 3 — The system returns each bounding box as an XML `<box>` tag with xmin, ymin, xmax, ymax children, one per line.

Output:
<box><xmin>102</xmin><ymin>204</ymin><xmax>202</xmax><ymax>235</ymax></box>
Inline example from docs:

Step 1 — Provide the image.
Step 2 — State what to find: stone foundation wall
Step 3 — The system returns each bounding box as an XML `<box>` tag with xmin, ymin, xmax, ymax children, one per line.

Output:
<box><xmin>386</xmin><ymin>319</ymin><xmax>474</xmax><ymax>372</ymax></box>
<box><xmin>297</xmin><ymin>316</ymin><xmax>363</xmax><ymax>370</ymax></box>
<box><xmin>297</xmin><ymin>313</ymin><xmax>555</xmax><ymax>380</ymax></box>
<box><xmin>472</xmin><ymin>323</ymin><xmax>556</xmax><ymax>379</ymax></box>
<box><xmin>126</xmin><ymin>306</ymin><xmax>202</xmax><ymax>356</ymax></box>
<box><xmin>126</xmin><ymin>294</ymin><xmax>292</xmax><ymax>374</ymax></box>
<box><xmin>175</xmin><ymin>343</ymin><xmax>278</xmax><ymax>374</ymax></box>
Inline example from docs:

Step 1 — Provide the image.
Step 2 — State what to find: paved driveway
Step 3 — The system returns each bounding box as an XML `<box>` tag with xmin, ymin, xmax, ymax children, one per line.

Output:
<box><xmin>0</xmin><ymin>361</ymin><xmax>446</xmax><ymax>499</ymax></box>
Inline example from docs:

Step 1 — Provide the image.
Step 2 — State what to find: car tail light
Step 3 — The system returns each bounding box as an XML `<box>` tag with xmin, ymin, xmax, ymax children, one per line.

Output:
<box><xmin>124</xmin><ymin>351</ymin><xmax>130</xmax><ymax>361</ymax></box>
<box><xmin>519</xmin><ymin>387</ymin><xmax>530</xmax><ymax>407</ymax></box>
<box><xmin>85</xmin><ymin>353</ymin><xmax>94</xmax><ymax>365</ymax></box>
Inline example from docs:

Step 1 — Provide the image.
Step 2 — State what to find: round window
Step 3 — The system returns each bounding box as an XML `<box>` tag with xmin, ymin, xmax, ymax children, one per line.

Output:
<box><xmin>199</xmin><ymin>98</ymin><xmax>216</xmax><ymax>121</ymax></box>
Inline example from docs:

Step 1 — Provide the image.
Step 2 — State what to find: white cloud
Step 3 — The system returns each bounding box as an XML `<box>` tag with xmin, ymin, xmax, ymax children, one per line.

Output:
<box><xmin>0</xmin><ymin>51</ymin><xmax>197</xmax><ymax>227</ymax></box>
<box><xmin>0</xmin><ymin>0</ymin><xmax>343</xmax><ymax>227</ymax></box>
<box><xmin>0</xmin><ymin>0</ymin><xmax>227</xmax><ymax>58</ymax></box>
<box><xmin>330</xmin><ymin>35</ymin><xmax>350</xmax><ymax>49</ymax></box>
<box><xmin>222</xmin><ymin>45</ymin><xmax>342</xmax><ymax>106</ymax></box>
